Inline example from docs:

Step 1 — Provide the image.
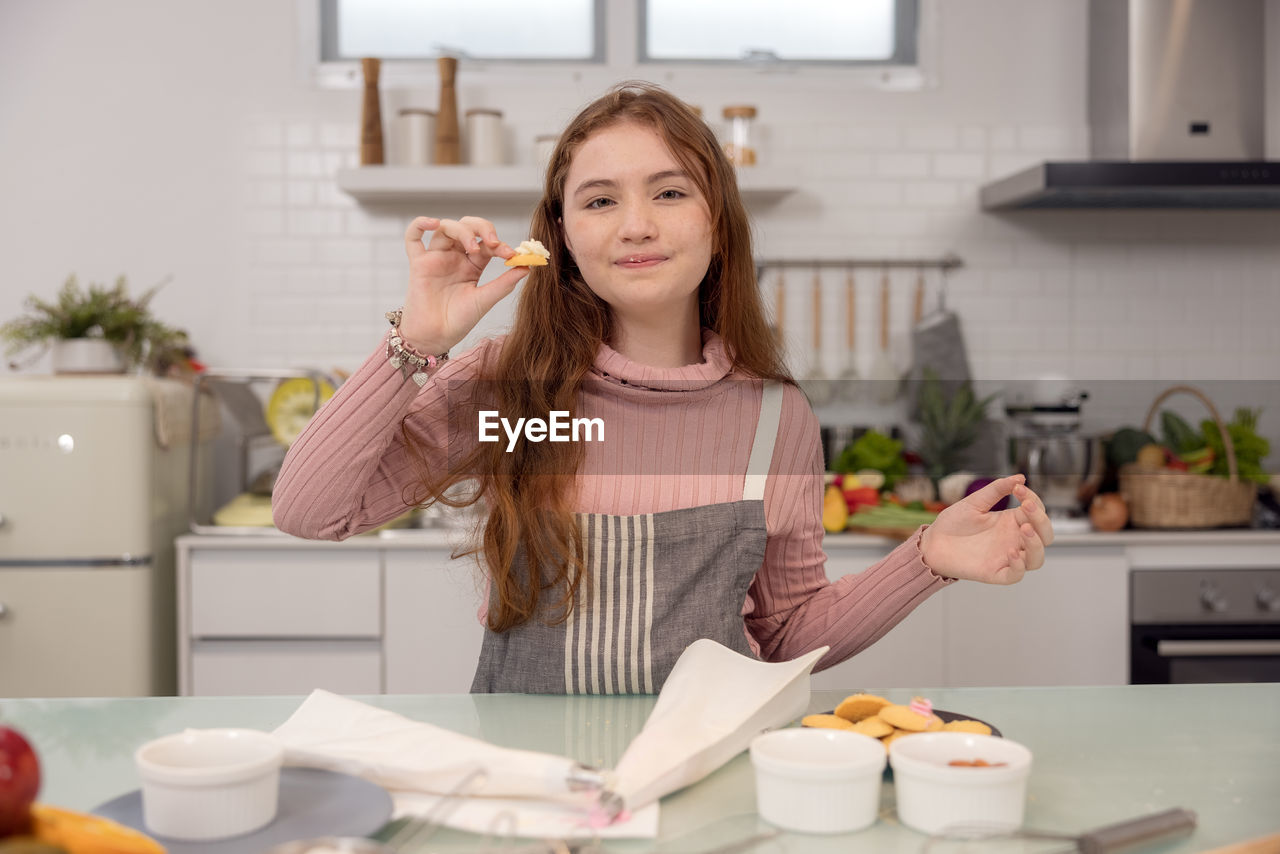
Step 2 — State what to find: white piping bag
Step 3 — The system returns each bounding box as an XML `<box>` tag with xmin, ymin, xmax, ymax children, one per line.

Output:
<box><xmin>272</xmin><ymin>689</ymin><xmax>608</xmax><ymax>799</ymax></box>
<box><xmin>609</xmin><ymin>639</ymin><xmax>829</xmax><ymax>813</ymax></box>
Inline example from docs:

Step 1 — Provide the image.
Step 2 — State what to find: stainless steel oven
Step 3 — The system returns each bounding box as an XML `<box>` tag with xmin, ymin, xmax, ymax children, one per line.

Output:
<box><xmin>1130</xmin><ymin>568</ymin><xmax>1280</xmax><ymax>684</ymax></box>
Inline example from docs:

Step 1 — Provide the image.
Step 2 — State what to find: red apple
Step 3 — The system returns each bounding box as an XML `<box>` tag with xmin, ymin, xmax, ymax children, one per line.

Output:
<box><xmin>0</xmin><ymin>725</ymin><xmax>40</xmax><ymax>837</ymax></box>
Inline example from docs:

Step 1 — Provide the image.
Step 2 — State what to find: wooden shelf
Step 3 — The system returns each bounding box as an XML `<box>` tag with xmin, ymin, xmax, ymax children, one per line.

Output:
<box><xmin>336</xmin><ymin>165</ymin><xmax>797</xmax><ymax>205</ymax></box>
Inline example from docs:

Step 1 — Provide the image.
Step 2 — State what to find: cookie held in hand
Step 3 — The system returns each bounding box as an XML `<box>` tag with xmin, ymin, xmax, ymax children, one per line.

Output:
<box><xmin>505</xmin><ymin>238</ymin><xmax>551</xmax><ymax>267</ymax></box>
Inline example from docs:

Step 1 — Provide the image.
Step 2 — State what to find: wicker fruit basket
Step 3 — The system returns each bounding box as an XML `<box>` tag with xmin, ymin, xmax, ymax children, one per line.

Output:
<box><xmin>1118</xmin><ymin>385</ymin><xmax>1256</xmax><ymax>529</ymax></box>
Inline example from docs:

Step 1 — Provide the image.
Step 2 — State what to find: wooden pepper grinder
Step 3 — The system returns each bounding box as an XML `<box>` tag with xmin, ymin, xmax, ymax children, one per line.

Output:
<box><xmin>359</xmin><ymin>57</ymin><xmax>384</xmax><ymax>165</ymax></box>
<box><xmin>434</xmin><ymin>56</ymin><xmax>461</xmax><ymax>164</ymax></box>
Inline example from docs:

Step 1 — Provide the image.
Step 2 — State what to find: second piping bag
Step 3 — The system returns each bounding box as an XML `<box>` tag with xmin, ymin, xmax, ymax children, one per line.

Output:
<box><xmin>608</xmin><ymin>639</ymin><xmax>830</xmax><ymax>814</ymax></box>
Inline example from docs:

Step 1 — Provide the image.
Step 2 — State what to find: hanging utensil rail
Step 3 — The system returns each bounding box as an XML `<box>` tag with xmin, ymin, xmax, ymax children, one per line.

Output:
<box><xmin>755</xmin><ymin>253</ymin><xmax>963</xmax><ymax>274</ymax></box>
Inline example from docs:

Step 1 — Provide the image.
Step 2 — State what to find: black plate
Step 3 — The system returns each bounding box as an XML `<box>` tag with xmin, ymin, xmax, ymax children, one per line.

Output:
<box><xmin>812</xmin><ymin>708</ymin><xmax>1002</xmax><ymax>738</ymax></box>
<box><xmin>92</xmin><ymin>767</ymin><xmax>393</xmax><ymax>854</ymax></box>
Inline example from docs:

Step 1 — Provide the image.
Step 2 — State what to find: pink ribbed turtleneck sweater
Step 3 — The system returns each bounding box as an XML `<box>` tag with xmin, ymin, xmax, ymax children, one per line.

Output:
<box><xmin>273</xmin><ymin>329</ymin><xmax>950</xmax><ymax>671</ymax></box>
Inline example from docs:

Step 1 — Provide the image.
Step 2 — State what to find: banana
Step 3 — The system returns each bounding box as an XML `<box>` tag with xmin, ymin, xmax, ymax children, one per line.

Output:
<box><xmin>29</xmin><ymin>805</ymin><xmax>165</xmax><ymax>854</ymax></box>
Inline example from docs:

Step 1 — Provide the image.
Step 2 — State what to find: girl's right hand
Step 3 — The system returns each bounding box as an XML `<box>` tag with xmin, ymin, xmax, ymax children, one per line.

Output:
<box><xmin>397</xmin><ymin>215</ymin><xmax>532</xmax><ymax>354</ymax></box>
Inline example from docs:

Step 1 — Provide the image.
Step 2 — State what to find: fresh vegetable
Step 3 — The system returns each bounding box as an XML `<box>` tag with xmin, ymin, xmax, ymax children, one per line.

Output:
<box><xmin>0</xmin><ymin>727</ymin><xmax>39</xmax><ymax>838</ymax></box>
<box><xmin>822</xmin><ymin>484</ymin><xmax>849</xmax><ymax>533</ymax></box>
<box><xmin>831</xmin><ymin>430</ymin><xmax>908</xmax><ymax>490</ymax></box>
<box><xmin>853</xmin><ymin>469</ymin><xmax>885</xmax><ymax>491</ymax></box>
<box><xmin>937</xmin><ymin>471</ymin><xmax>977</xmax><ymax>505</ymax></box>
<box><xmin>1135</xmin><ymin>444</ymin><xmax>1166</xmax><ymax>469</ymax></box>
<box><xmin>1160</xmin><ymin>410</ymin><xmax>1205</xmax><ymax>455</ymax></box>
<box><xmin>845</xmin><ymin>503</ymin><xmax>939</xmax><ymax>531</ymax></box>
<box><xmin>964</xmin><ymin>477</ymin><xmax>1010</xmax><ymax>511</ymax></box>
<box><xmin>892</xmin><ymin>474</ymin><xmax>936</xmax><ymax>505</ymax></box>
<box><xmin>1105</xmin><ymin>427</ymin><xmax>1157</xmax><ymax>468</ymax></box>
<box><xmin>842</xmin><ymin>486</ymin><xmax>881</xmax><ymax>512</ymax></box>
<box><xmin>1089</xmin><ymin>493</ymin><xmax>1129</xmax><ymax>531</ymax></box>
<box><xmin>1177</xmin><ymin>445</ymin><xmax>1215</xmax><ymax>474</ymax></box>
<box><xmin>1200</xmin><ymin>407</ymin><xmax>1271</xmax><ymax>485</ymax></box>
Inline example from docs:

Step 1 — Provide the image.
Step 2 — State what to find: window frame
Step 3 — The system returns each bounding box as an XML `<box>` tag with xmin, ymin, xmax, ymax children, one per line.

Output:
<box><xmin>303</xmin><ymin>0</ymin><xmax>934</xmax><ymax>91</ymax></box>
<box><xmin>317</xmin><ymin>0</ymin><xmax>608</xmax><ymax>64</ymax></box>
<box><xmin>637</xmin><ymin>0</ymin><xmax>919</xmax><ymax>67</ymax></box>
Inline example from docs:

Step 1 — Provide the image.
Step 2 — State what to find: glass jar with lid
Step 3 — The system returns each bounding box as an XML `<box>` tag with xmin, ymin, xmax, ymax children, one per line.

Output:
<box><xmin>722</xmin><ymin>105</ymin><xmax>758</xmax><ymax>166</ymax></box>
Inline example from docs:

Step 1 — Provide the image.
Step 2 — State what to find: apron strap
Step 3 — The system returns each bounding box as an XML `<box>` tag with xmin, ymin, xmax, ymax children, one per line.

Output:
<box><xmin>742</xmin><ymin>381</ymin><xmax>784</xmax><ymax>502</ymax></box>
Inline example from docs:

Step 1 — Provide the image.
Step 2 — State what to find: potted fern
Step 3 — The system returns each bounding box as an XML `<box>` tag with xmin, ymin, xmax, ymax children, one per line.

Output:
<box><xmin>1</xmin><ymin>275</ymin><xmax>191</xmax><ymax>375</ymax></box>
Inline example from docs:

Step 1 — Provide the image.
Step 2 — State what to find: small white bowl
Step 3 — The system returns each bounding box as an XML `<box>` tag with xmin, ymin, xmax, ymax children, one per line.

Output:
<box><xmin>749</xmin><ymin>728</ymin><xmax>886</xmax><ymax>834</ymax></box>
<box><xmin>135</xmin><ymin>728</ymin><xmax>284</xmax><ymax>841</ymax></box>
<box><xmin>888</xmin><ymin>732</ymin><xmax>1033</xmax><ymax>836</ymax></box>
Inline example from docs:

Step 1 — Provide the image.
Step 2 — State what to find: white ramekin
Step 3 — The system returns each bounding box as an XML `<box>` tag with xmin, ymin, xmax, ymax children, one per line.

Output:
<box><xmin>749</xmin><ymin>728</ymin><xmax>886</xmax><ymax>834</ymax></box>
<box><xmin>888</xmin><ymin>731</ymin><xmax>1033</xmax><ymax>836</ymax></box>
<box><xmin>135</xmin><ymin>728</ymin><xmax>284</xmax><ymax>841</ymax></box>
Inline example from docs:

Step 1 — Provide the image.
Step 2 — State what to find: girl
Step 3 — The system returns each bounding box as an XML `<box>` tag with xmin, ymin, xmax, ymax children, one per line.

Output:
<box><xmin>273</xmin><ymin>82</ymin><xmax>1054</xmax><ymax>694</ymax></box>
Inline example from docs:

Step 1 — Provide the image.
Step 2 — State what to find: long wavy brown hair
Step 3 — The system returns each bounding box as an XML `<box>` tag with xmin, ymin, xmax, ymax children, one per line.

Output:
<box><xmin>405</xmin><ymin>81</ymin><xmax>793</xmax><ymax>632</ymax></box>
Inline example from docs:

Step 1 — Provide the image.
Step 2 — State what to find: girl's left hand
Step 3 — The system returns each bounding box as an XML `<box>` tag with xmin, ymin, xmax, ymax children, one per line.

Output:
<box><xmin>919</xmin><ymin>474</ymin><xmax>1055</xmax><ymax>585</ymax></box>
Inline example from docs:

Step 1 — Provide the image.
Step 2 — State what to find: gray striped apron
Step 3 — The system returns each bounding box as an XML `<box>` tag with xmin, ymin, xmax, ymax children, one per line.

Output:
<box><xmin>470</xmin><ymin>382</ymin><xmax>785</xmax><ymax>694</ymax></box>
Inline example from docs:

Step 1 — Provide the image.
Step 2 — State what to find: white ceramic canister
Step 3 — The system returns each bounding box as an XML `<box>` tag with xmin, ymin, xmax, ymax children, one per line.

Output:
<box><xmin>466</xmin><ymin>108</ymin><xmax>505</xmax><ymax>166</ymax></box>
<box><xmin>395</xmin><ymin>108</ymin><xmax>436</xmax><ymax>166</ymax></box>
<box><xmin>534</xmin><ymin>133</ymin><xmax>559</xmax><ymax>175</ymax></box>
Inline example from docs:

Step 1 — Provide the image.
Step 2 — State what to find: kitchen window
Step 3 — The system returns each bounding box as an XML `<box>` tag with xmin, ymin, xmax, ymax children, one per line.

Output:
<box><xmin>310</xmin><ymin>0</ymin><xmax>928</xmax><ymax>89</ymax></box>
<box><xmin>318</xmin><ymin>0</ymin><xmax>604</xmax><ymax>62</ymax></box>
<box><xmin>641</xmin><ymin>0</ymin><xmax>918</xmax><ymax>65</ymax></box>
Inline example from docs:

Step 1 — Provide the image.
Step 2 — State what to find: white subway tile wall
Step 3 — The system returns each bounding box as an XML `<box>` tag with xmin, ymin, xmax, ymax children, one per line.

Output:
<box><xmin>237</xmin><ymin>113</ymin><xmax>1280</xmax><ymax>398</ymax></box>
<box><xmin>12</xmin><ymin>2</ymin><xmax>1271</xmax><ymax>452</ymax></box>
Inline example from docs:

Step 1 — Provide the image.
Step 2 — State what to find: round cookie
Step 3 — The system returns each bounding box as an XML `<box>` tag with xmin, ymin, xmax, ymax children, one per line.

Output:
<box><xmin>881</xmin><ymin>728</ymin><xmax>913</xmax><ymax>751</ymax></box>
<box><xmin>925</xmin><ymin>715</ymin><xmax>944</xmax><ymax>732</ymax></box>
<box><xmin>850</xmin><ymin>716</ymin><xmax>893</xmax><ymax>738</ymax></box>
<box><xmin>878</xmin><ymin>703</ymin><xmax>934</xmax><ymax>732</ymax></box>
<box><xmin>802</xmin><ymin>713</ymin><xmax>855</xmax><ymax>731</ymax></box>
<box><xmin>834</xmin><ymin>693</ymin><xmax>891</xmax><ymax>722</ymax></box>
<box><xmin>941</xmin><ymin>719</ymin><xmax>992</xmax><ymax>735</ymax></box>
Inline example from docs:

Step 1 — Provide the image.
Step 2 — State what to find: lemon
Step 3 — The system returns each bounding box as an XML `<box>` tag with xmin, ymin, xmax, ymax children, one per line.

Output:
<box><xmin>265</xmin><ymin>376</ymin><xmax>335</xmax><ymax>446</ymax></box>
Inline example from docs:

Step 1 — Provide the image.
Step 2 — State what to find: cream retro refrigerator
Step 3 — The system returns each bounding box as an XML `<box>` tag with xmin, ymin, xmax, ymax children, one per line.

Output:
<box><xmin>0</xmin><ymin>376</ymin><xmax>209</xmax><ymax>697</ymax></box>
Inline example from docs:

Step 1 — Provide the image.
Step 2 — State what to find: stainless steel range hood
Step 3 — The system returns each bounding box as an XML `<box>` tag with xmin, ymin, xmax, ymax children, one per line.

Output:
<box><xmin>980</xmin><ymin>0</ymin><xmax>1279</xmax><ymax>210</ymax></box>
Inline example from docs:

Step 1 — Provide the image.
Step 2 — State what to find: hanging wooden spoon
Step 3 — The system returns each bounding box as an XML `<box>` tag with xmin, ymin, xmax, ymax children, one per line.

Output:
<box><xmin>869</xmin><ymin>267</ymin><xmax>899</xmax><ymax>404</ymax></box>
<box><xmin>836</xmin><ymin>267</ymin><xmax>861</xmax><ymax>401</ymax></box>
<box><xmin>799</xmin><ymin>268</ymin><xmax>834</xmax><ymax>406</ymax></box>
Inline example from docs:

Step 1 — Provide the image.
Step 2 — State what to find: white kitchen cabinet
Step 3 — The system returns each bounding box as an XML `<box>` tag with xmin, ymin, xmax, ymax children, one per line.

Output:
<box><xmin>176</xmin><ymin>534</ymin><xmax>482</xmax><ymax>696</ymax></box>
<box><xmin>178</xmin><ymin>537</ymin><xmax>390</xmax><ymax>696</ymax></box>
<box><xmin>177</xmin><ymin>532</ymin><xmax>1277</xmax><ymax>696</ymax></box>
<box><xmin>190</xmin><ymin>639</ymin><xmax>382</xmax><ymax>695</ymax></box>
<box><xmin>383</xmin><ymin>550</ymin><xmax>487</xmax><ymax>693</ymax></box>
<box><xmin>812</xmin><ymin>543</ymin><xmax>946</xmax><ymax>691</ymax></box>
<box><xmin>816</xmin><ymin>539</ymin><xmax>1131</xmax><ymax>690</ymax></box>
<box><xmin>942</xmin><ymin>546</ymin><xmax>1130</xmax><ymax>687</ymax></box>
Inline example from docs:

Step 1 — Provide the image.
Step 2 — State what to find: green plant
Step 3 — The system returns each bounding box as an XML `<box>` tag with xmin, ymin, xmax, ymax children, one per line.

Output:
<box><xmin>831</xmin><ymin>429</ymin><xmax>908</xmax><ymax>489</ymax></box>
<box><xmin>1</xmin><ymin>275</ymin><xmax>191</xmax><ymax>373</ymax></box>
<box><xmin>1201</xmin><ymin>407</ymin><xmax>1270</xmax><ymax>485</ymax></box>
<box><xmin>915</xmin><ymin>368</ymin><xmax>997</xmax><ymax>481</ymax></box>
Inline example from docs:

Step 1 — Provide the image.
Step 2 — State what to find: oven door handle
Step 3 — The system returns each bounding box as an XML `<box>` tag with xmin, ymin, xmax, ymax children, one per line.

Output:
<box><xmin>1156</xmin><ymin>640</ymin><xmax>1280</xmax><ymax>658</ymax></box>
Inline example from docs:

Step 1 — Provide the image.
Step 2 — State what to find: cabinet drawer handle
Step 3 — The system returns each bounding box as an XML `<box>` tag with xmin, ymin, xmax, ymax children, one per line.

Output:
<box><xmin>1156</xmin><ymin>640</ymin><xmax>1280</xmax><ymax>658</ymax></box>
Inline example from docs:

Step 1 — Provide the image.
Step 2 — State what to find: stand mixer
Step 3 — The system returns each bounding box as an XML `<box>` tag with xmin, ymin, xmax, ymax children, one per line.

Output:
<box><xmin>1006</xmin><ymin>378</ymin><xmax>1104</xmax><ymax>534</ymax></box>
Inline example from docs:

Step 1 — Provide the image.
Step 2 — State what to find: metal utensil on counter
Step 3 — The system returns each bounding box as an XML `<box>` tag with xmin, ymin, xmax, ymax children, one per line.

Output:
<box><xmin>921</xmin><ymin>807</ymin><xmax>1197</xmax><ymax>854</ymax></box>
<box><xmin>798</xmin><ymin>269</ymin><xmax>834</xmax><ymax>406</ymax></box>
<box><xmin>835</xmin><ymin>267</ymin><xmax>862</xmax><ymax>402</ymax></box>
<box><xmin>869</xmin><ymin>267</ymin><xmax>899</xmax><ymax>404</ymax></box>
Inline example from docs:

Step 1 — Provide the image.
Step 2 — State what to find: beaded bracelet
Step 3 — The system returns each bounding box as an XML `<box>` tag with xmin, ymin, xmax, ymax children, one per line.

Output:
<box><xmin>385</xmin><ymin>309</ymin><xmax>449</xmax><ymax>387</ymax></box>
